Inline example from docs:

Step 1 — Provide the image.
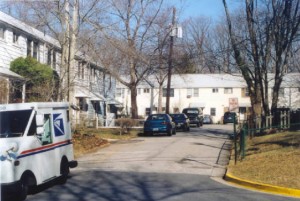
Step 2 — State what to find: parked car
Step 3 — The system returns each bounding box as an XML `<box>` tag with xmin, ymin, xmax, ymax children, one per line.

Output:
<box><xmin>203</xmin><ymin>114</ymin><xmax>213</xmax><ymax>124</ymax></box>
<box><xmin>223</xmin><ymin>112</ymin><xmax>237</xmax><ymax>124</ymax></box>
<box><xmin>169</xmin><ymin>113</ymin><xmax>190</xmax><ymax>131</ymax></box>
<box><xmin>144</xmin><ymin>114</ymin><xmax>176</xmax><ymax>136</ymax></box>
<box><xmin>182</xmin><ymin>107</ymin><xmax>203</xmax><ymax>127</ymax></box>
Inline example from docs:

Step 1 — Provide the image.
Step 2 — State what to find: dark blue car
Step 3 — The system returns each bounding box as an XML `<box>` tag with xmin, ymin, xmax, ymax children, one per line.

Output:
<box><xmin>144</xmin><ymin>114</ymin><xmax>176</xmax><ymax>136</ymax></box>
<box><xmin>169</xmin><ymin>113</ymin><xmax>190</xmax><ymax>131</ymax></box>
<box><xmin>223</xmin><ymin>112</ymin><xmax>237</xmax><ymax>124</ymax></box>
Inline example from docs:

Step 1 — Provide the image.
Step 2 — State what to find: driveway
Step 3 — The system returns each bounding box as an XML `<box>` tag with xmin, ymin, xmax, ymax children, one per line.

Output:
<box><xmin>76</xmin><ymin>124</ymin><xmax>232</xmax><ymax>177</ymax></box>
<box><xmin>24</xmin><ymin>124</ymin><xmax>299</xmax><ymax>201</ymax></box>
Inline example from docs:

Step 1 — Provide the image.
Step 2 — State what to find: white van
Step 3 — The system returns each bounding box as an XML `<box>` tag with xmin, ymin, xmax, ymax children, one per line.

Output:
<box><xmin>0</xmin><ymin>102</ymin><xmax>77</xmax><ymax>201</ymax></box>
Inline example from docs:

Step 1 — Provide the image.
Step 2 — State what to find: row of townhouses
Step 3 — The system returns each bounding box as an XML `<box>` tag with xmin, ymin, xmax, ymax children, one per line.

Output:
<box><xmin>0</xmin><ymin>11</ymin><xmax>119</xmax><ymax>127</ymax></box>
<box><xmin>116</xmin><ymin>74</ymin><xmax>300</xmax><ymax>123</ymax></box>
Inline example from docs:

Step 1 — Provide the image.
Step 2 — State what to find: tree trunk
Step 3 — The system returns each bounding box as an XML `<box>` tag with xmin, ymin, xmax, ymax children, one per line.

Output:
<box><xmin>68</xmin><ymin>0</ymin><xmax>78</xmax><ymax>104</ymax></box>
<box><xmin>130</xmin><ymin>84</ymin><xmax>138</xmax><ymax>119</ymax></box>
<box><xmin>158</xmin><ymin>83</ymin><xmax>163</xmax><ymax>113</ymax></box>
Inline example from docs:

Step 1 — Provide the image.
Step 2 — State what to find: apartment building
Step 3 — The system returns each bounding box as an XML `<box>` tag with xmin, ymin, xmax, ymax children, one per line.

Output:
<box><xmin>115</xmin><ymin>74</ymin><xmax>300</xmax><ymax>123</ymax></box>
<box><xmin>0</xmin><ymin>11</ymin><xmax>117</xmax><ymax>126</ymax></box>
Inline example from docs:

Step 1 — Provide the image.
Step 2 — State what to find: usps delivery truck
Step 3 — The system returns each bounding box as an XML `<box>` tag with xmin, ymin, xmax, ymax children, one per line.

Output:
<box><xmin>0</xmin><ymin>102</ymin><xmax>77</xmax><ymax>201</ymax></box>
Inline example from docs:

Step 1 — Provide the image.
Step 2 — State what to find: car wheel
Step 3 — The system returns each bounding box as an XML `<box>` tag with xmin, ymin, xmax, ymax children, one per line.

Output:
<box><xmin>167</xmin><ymin>129</ymin><xmax>172</xmax><ymax>136</ymax></box>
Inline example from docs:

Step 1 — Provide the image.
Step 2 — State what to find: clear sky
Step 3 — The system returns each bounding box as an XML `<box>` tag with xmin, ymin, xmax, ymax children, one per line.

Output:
<box><xmin>166</xmin><ymin>0</ymin><xmax>244</xmax><ymax>21</ymax></box>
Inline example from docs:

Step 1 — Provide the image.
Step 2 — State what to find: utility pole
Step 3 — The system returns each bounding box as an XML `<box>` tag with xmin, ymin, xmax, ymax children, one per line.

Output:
<box><xmin>165</xmin><ymin>7</ymin><xmax>176</xmax><ymax>114</ymax></box>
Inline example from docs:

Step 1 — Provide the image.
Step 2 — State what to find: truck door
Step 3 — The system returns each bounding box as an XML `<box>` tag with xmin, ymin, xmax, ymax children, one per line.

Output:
<box><xmin>36</xmin><ymin>111</ymin><xmax>57</xmax><ymax>182</ymax></box>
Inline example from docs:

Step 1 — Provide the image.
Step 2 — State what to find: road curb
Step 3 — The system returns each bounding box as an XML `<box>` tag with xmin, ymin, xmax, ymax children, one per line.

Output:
<box><xmin>224</xmin><ymin>172</ymin><xmax>300</xmax><ymax>198</ymax></box>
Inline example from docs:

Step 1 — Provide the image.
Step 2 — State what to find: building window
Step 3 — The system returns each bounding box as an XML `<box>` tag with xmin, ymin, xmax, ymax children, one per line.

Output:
<box><xmin>77</xmin><ymin>62</ymin><xmax>81</xmax><ymax>78</ymax></box>
<box><xmin>144</xmin><ymin>88</ymin><xmax>150</xmax><ymax>93</ymax></box>
<box><xmin>210</xmin><ymin>108</ymin><xmax>216</xmax><ymax>116</ymax></box>
<box><xmin>13</xmin><ymin>32</ymin><xmax>19</xmax><ymax>43</ymax></box>
<box><xmin>27</xmin><ymin>39</ymin><xmax>32</xmax><ymax>56</ymax></box>
<box><xmin>116</xmin><ymin>88</ymin><xmax>125</xmax><ymax>98</ymax></box>
<box><xmin>89</xmin><ymin>67</ymin><xmax>93</xmax><ymax>81</ymax></box>
<box><xmin>187</xmin><ymin>88</ymin><xmax>192</xmax><ymax>96</ymax></box>
<box><xmin>279</xmin><ymin>88</ymin><xmax>285</xmax><ymax>97</ymax></box>
<box><xmin>0</xmin><ymin>26</ymin><xmax>5</xmax><ymax>39</ymax></box>
<box><xmin>33</xmin><ymin>42</ymin><xmax>39</xmax><ymax>60</ymax></box>
<box><xmin>187</xmin><ymin>88</ymin><xmax>198</xmax><ymax>97</ymax></box>
<box><xmin>193</xmin><ymin>88</ymin><xmax>199</xmax><ymax>97</ymax></box>
<box><xmin>93</xmin><ymin>68</ymin><xmax>97</xmax><ymax>80</ymax></box>
<box><xmin>52</xmin><ymin>51</ymin><xmax>56</xmax><ymax>69</ymax></box>
<box><xmin>212</xmin><ymin>88</ymin><xmax>219</xmax><ymax>93</ymax></box>
<box><xmin>78</xmin><ymin>97</ymin><xmax>88</xmax><ymax>111</ymax></box>
<box><xmin>224</xmin><ymin>88</ymin><xmax>233</xmax><ymax>94</ymax></box>
<box><xmin>81</xmin><ymin>63</ymin><xmax>84</xmax><ymax>79</ymax></box>
<box><xmin>241</xmin><ymin>88</ymin><xmax>249</xmax><ymax>97</ymax></box>
<box><xmin>163</xmin><ymin>88</ymin><xmax>174</xmax><ymax>97</ymax></box>
<box><xmin>47</xmin><ymin>49</ymin><xmax>51</xmax><ymax>65</ymax></box>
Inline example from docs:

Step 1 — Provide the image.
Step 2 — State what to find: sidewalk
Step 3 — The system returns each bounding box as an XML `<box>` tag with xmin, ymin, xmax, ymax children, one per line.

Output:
<box><xmin>224</xmin><ymin>170</ymin><xmax>300</xmax><ymax>198</ymax></box>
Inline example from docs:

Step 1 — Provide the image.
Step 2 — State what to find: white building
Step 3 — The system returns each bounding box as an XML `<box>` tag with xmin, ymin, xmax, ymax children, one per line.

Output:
<box><xmin>115</xmin><ymin>74</ymin><xmax>300</xmax><ymax>123</ymax></box>
<box><xmin>0</xmin><ymin>11</ymin><xmax>118</xmax><ymax>126</ymax></box>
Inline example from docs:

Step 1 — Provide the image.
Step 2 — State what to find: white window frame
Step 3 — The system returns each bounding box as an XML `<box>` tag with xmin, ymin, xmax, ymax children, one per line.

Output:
<box><xmin>224</xmin><ymin>88</ymin><xmax>233</xmax><ymax>94</ymax></box>
<box><xmin>193</xmin><ymin>88</ymin><xmax>199</xmax><ymax>97</ymax></box>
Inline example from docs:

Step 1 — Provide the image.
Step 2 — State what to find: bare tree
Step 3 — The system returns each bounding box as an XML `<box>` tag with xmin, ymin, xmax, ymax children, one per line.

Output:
<box><xmin>181</xmin><ymin>16</ymin><xmax>213</xmax><ymax>73</ymax></box>
<box><xmin>85</xmin><ymin>0</ymin><xmax>164</xmax><ymax>119</ymax></box>
<box><xmin>0</xmin><ymin>0</ymin><xmax>99</xmax><ymax>102</ymax></box>
<box><xmin>223</xmin><ymin>0</ymin><xmax>300</xmax><ymax>121</ymax></box>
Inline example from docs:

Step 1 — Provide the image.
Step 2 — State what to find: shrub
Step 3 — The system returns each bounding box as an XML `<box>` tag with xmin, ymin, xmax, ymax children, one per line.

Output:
<box><xmin>10</xmin><ymin>57</ymin><xmax>59</xmax><ymax>101</ymax></box>
<box><xmin>115</xmin><ymin>118</ymin><xmax>138</xmax><ymax>135</ymax></box>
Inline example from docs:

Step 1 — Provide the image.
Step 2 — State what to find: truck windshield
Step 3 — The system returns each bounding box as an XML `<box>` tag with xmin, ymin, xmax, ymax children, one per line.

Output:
<box><xmin>0</xmin><ymin>109</ymin><xmax>33</xmax><ymax>138</ymax></box>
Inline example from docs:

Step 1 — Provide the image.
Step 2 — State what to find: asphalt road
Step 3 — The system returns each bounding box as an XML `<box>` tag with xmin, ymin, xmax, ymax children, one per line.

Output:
<box><xmin>23</xmin><ymin>125</ymin><xmax>299</xmax><ymax>201</ymax></box>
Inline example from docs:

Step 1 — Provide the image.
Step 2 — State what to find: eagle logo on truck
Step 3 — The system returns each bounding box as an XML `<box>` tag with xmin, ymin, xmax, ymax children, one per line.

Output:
<box><xmin>53</xmin><ymin>113</ymin><xmax>65</xmax><ymax>136</ymax></box>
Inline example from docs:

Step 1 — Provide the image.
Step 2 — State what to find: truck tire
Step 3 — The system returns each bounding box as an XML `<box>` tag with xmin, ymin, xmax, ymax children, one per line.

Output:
<box><xmin>17</xmin><ymin>176</ymin><xmax>29</xmax><ymax>201</ymax></box>
<box><xmin>59</xmin><ymin>157</ymin><xmax>70</xmax><ymax>184</ymax></box>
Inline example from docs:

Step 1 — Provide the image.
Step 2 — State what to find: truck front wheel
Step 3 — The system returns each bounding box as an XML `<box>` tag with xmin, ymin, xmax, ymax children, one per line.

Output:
<box><xmin>59</xmin><ymin>157</ymin><xmax>70</xmax><ymax>184</ymax></box>
<box><xmin>18</xmin><ymin>176</ymin><xmax>29</xmax><ymax>201</ymax></box>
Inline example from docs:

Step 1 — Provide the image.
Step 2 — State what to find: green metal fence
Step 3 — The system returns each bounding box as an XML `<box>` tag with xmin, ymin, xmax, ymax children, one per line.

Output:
<box><xmin>232</xmin><ymin>113</ymin><xmax>300</xmax><ymax>164</ymax></box>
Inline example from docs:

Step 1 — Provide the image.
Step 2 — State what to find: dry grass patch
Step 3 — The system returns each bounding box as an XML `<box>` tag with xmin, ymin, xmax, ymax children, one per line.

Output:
<box><xmin>228</xmin><ymin>132</ymin><xmax>300</xmax><ymax>189</ymax></box>
<box><xmin>73</xmin><ymin>127</ymin><xmax>141</xmax><ymax>158</ymax></box>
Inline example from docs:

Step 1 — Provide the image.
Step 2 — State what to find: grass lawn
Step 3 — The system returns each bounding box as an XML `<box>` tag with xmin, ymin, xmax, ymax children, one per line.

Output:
<box><xmin>227</xmin><ymin>131</ymin><xmax>300</xmax><ymax>189</ymax></box>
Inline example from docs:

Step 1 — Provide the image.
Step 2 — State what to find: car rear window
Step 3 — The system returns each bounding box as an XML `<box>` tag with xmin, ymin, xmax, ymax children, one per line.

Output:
<box><xmin>148</xmin><ymin>115</ymin><xmax>166</xmax><ymax>120</ymax></box>
<box><xmin>171</xmin><ymin>114</ymin><xmax>185</xmax><ymax>119</ymax></box>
